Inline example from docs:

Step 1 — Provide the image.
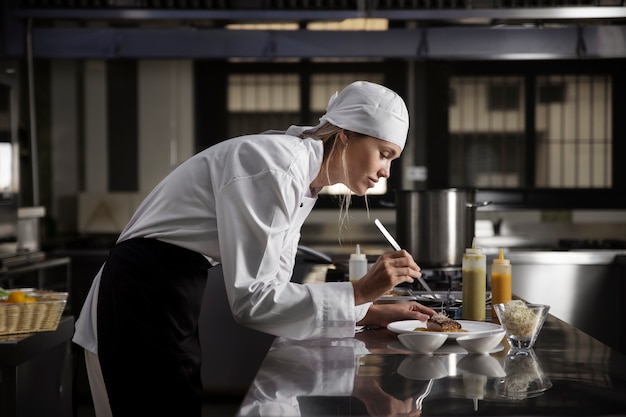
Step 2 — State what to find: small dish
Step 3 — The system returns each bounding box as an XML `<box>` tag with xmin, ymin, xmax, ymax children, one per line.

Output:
<box><xmin>388</xmin><ymin>339</ymin><xmax>504</xmax><ymax>355</ymax></box>
<box><xmin>397</xmin><ymin>332</ymin><xmax>448</xmax><ymax>354</ymax></box>
<box><xmin>456</xmin><ymin>330</ymin><xmax>506</xmax><ymax>354</ymax></box>
<box><xmin>397</xmin><ymin>355</ymin><xmax>449</xmax><ymax>380</ymax></box>
<box><xmin>457</xmin><ymin>354</ymin><xmax>506</xmax><ymax>378</ymax></box>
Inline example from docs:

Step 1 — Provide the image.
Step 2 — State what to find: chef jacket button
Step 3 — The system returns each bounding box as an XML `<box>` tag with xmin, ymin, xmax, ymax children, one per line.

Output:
<box><xmin>300</xmin><ymin>202</ymin><xmax>304</xmax><ymax>207</ymax></box>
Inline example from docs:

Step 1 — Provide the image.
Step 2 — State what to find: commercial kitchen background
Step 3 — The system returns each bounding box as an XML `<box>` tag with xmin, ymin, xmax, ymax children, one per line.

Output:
<box><xmin>0</xmin><ymin>0</ymin><xmax>625</xmax><ymax>412</ymax></box>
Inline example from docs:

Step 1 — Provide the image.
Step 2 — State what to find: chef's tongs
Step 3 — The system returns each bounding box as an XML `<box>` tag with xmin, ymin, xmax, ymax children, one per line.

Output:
<box><xmin>374</xmin><ymin>219</ymin><xmax>438</xmax><ymax>300</ymax></box>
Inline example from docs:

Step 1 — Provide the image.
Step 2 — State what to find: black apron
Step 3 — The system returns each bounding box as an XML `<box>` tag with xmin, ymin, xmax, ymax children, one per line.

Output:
<box><xmin>97</xmin><ymin>238</ymin><xmax>212</xmax><ymax>416</ymax></box>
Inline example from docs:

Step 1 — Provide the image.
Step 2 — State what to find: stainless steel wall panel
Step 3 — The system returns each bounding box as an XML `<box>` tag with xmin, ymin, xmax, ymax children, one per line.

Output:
<box><xmin>506</xmin><ymin>250</ymin><xmax>625</xmax><ymax>354</ymax></box>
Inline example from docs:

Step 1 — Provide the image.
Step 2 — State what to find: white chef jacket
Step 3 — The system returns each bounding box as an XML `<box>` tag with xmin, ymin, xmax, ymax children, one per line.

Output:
<box><xmin>73</xmin><ymin>125</ymin><xmax>371</xmax><ymax>354</ymax></box>
<box><xmin>238</xmin><ymin>339</ymin><xmax>368</xmax><ymax>417</ymax></box>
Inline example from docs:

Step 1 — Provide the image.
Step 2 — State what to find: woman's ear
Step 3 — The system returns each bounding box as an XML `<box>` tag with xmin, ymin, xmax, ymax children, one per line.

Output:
<box><xmin>338</xmin><ymin>129</ymin><xmax>349</xmax><ymax>146</ymax></box>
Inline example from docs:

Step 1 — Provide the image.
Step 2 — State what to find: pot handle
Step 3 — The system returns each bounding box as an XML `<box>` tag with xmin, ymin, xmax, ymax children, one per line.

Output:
<box><xmin>466</xmin><ymin>200</ymin><xmax>492</xmax><ymax>209</ymax></box>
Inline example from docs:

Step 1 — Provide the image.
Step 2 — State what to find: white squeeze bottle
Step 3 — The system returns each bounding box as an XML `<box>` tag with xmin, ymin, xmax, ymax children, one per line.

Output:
<box><xmin>349</xmin><ymin>244</ymin><xmax>368</xmax><ymax>281</ymax></box>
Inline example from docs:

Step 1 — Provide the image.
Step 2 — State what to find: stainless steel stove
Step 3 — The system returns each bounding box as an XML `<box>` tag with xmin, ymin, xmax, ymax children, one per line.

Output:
<box><xmin>0</xmin><ymin>250</ymin><xmax>46</xmax><ymax>270</ymax></box>
<box><xmin>415</xmin><ymin>267</ymin><xmax>463</xmax><ymax>292</ymax></box>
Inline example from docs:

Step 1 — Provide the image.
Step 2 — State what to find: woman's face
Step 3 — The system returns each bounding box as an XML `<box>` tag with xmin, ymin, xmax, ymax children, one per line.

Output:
<box><xmin>342</xmin><ymin>132</ymin><xmax>402</xmax><ymax>196</ymax></box>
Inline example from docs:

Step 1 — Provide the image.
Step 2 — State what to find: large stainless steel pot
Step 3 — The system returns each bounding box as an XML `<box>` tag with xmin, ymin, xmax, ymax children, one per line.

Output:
<box><xmin>396</xmin><ymin>189</ymin><xmax>490</xmax><ymax>268</ymax></box>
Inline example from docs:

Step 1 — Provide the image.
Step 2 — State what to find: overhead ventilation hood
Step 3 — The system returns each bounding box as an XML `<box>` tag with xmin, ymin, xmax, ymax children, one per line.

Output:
<box><xmin>9</xmin><ymin>0</ymin><xmax>626</xmax><ymax>22</ymax></box>
<box><xmin>3</xmin><ymin>1</ymin><xmax>626</xmax><ymax>59</ymax></box>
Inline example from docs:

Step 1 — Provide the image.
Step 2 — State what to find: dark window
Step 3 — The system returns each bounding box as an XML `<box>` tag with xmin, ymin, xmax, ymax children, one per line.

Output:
<box><xmin>487</xmin><ymin>83</ymin><xmax>521</xmax><ymax>111</ymax></box>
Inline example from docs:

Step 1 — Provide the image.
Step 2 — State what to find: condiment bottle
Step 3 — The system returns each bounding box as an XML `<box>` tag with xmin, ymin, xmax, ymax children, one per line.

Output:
<box><xmin>462</xmin><ymin>239</ymin><xmax>486</xmax><ymax>321</ymax></box>
<box><xmin>349</xmin><ymin>244</ymin><xmax>368</xmax><ymax>281</ymax></box>
<box><xmin>490</xmin><ymin>248</ymin><xmax>512</xmax><ymax>323</ymax></box>
<box><xmin>463</xmin><ymin>373</ymin><xmax>486</xmax><ymax>412</ymax></box>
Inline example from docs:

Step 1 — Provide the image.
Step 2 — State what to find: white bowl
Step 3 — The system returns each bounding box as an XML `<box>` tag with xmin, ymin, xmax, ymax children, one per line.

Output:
<box><xmin>397</xmin><ymin>355</ymin><xmax>449</xmax><ymax>380</ymax></box>
<box><xmin>457</xmin><ymin>354</ymin><xmax>506</xmax><ymax>377</ymax></box>
<box><xmin>397</xmin><ymin>332</ymin><xmax>449</xmax><ymax>354</ymax></box>
<box><xmin>456</xmin><ymin>330</ymin><xmax>506</xmax><ymax>354</ymax></box>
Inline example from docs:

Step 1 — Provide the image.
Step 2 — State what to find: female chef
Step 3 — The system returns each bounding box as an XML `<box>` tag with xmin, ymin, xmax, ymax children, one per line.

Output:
<box><xmin>72</xmin><ymin>80</ymin><xmax>436</xmax><ymax>416</ymax></box>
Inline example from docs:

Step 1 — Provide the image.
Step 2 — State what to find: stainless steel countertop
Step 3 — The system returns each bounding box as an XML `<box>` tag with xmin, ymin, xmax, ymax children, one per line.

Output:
<box><xmin>235</xmin><ymin>314</ymin><xmax>626</xmax><ymax>416</ymax></box>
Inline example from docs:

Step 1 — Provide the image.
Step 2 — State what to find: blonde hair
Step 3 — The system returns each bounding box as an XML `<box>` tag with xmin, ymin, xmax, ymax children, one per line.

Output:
<box><xmin>302</xmin><ymin>123</ymin><xmax>370</xmax><ymax>238</ymax></box>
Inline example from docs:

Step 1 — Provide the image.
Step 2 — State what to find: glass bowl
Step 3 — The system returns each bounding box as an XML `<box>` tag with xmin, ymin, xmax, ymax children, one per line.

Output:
<box><xmin>493</xmin><ymin>301</ymin><xmax>550</xmax><ymax>350</ymax></box>
<box><xmin>495</xmin><ymin>348</ymin><xmax>552</xmax><ymax>399</ymax></box>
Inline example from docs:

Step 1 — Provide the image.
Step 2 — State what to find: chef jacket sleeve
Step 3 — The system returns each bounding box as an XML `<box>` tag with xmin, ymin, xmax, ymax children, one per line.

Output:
<box><xmin>237</xmin><ymin>343</ymin><xmax>359</xmax><ymax>417</ymax></box>
<box><xmin>214</xmin><ymin>169</ymin><xmax>357</xmax><ymax>340</ymax></box>
<box><xmin>355</xmin><ymin>302</ymin><xmax>372</xmax><ymax>323</ymax></box>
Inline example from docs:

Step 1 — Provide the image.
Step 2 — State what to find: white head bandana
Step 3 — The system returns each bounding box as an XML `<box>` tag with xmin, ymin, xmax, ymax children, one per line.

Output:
<box><xmin>314</xmin><ymin>81</ymin><xmax>409</xmax><ymax>151</ymax></box>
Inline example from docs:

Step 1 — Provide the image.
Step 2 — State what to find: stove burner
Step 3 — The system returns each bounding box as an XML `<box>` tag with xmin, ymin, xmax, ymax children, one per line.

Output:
<box><xmin>415</xmin><ymin>267</ymin><xmax>462</xmax><ymax>292</ymax></box>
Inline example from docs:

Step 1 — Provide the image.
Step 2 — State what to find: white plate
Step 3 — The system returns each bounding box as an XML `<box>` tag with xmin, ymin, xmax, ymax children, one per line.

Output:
<box><xmin>387</xmin><ymin>319</ymin><xmax>503</xmax><ymax>340</ymax></box>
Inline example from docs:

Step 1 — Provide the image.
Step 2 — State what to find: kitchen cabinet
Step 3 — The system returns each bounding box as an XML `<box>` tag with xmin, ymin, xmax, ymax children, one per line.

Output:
<box><xmin>0</xmin><ymin>316</ymin><xmax>74</xmax><ymax>417</ymax></box>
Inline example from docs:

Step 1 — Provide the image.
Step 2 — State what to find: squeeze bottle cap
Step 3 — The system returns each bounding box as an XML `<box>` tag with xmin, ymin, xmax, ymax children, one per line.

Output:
<box><xmin>465</xmin><ymin>237</ymin><xmax>483</xmax><ymax>255</ymax></box>
<box><xmin>492</xmin><ymin>248</ymin><xmax>510</xmax><ymax>265</ymax></box>
<box><xmin>350</xmin><ymin>244</ymin><xmax>367</xmax><ymax>261</ymax></box>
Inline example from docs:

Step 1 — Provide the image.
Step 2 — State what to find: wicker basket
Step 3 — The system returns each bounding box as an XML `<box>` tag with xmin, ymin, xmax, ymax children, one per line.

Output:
<box><xmin>0</xmin><ymin>289</ymin><xmax>68</xmax><ymax>336</ymax></box>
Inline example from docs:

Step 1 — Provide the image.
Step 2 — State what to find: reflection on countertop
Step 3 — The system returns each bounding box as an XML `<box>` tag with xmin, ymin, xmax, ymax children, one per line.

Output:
<box><xmin>236</xmin><ymin>313</ymin><xmax>626</xmax><ymax>417</ymax></box>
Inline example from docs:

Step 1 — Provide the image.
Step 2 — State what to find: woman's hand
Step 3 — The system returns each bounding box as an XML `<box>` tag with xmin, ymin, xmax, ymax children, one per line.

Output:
<box><xmin>357</xmin><ymin>302</ymin><xmax>436</xmax><ymax>328</ymax></box>
<box><xmin>352</xmin><ymin>250</ymin><xmax>422</xmax><ymax>306</ymax></box>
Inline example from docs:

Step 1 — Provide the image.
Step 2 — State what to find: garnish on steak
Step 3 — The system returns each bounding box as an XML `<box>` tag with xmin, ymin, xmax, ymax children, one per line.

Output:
<box><xmin>426</xmin><ymin>312</ymin><xmax>463</xmax><ymax>332</ymax></box>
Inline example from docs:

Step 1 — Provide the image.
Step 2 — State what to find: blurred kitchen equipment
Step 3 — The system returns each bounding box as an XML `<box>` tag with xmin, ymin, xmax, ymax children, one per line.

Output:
<box><xmin>395</xmin><ymin>189</ymin><xmax>491</xmax><ymax>268</ymax></box>
<box><xmin>17</xmin><ymin>206</ymin><xmax>45</xmax><ymax>252</ymax></box>
<box><xmin>296</xmin><ymin>245</ymin><xmax>333</xmax><ymax>264</ymax></box>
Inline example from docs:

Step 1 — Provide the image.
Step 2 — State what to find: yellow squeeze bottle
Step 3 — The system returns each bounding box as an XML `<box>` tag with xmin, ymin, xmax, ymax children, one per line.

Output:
<box><xmin>462</xmin><ymin>238</ymin><xmax>486</xmax><ymax>321</ymax></box>
<box><xmin>490</xmin><ymin>248</ymin><xmax>512</xmax><ymax>323</ymax></box>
